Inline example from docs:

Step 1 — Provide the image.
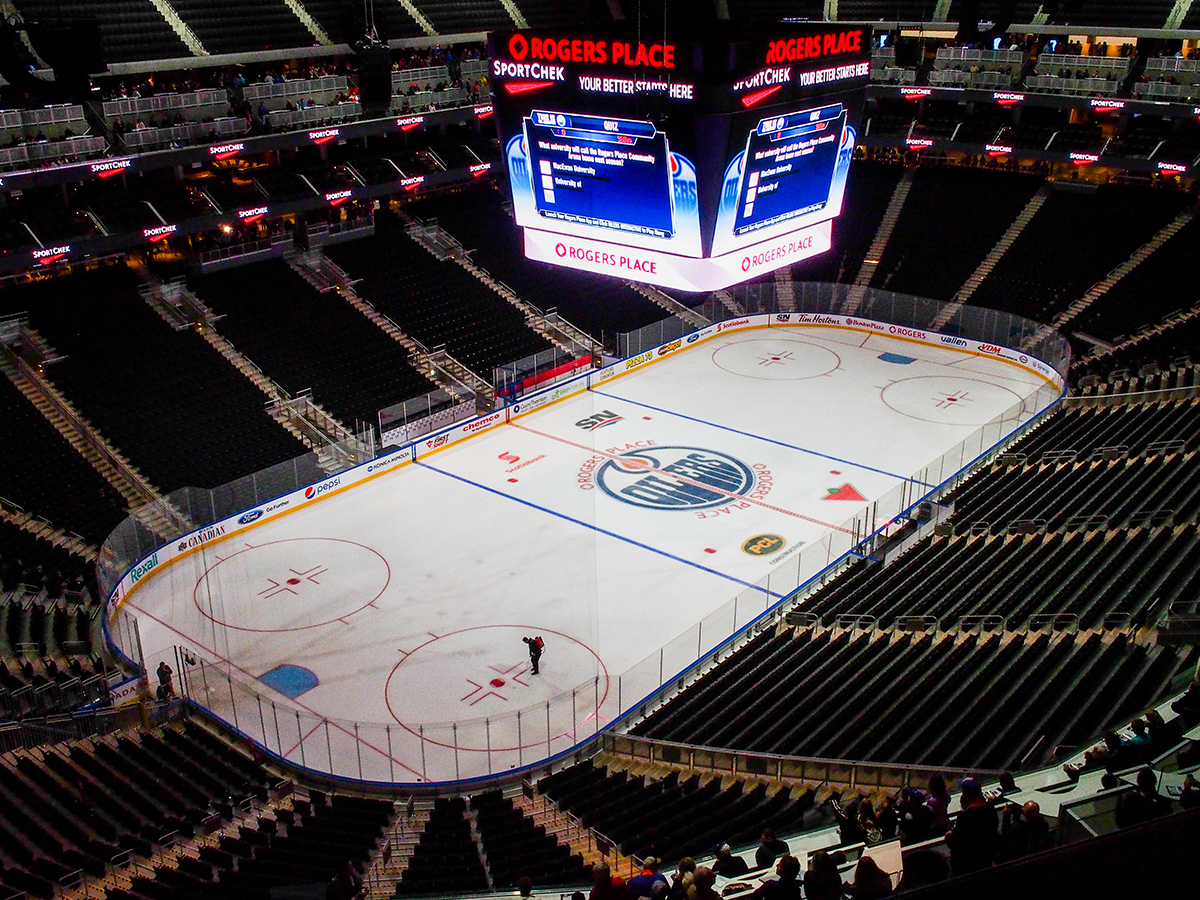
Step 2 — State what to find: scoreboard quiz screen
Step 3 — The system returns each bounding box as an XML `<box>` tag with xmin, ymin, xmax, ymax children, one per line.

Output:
<box><xmin>489</xmin><ymin>26</ymin><xmax>871</xmax><ymax>292</ymax></box>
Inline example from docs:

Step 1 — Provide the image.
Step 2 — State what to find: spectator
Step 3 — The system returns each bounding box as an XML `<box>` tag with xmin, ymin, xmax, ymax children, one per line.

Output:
<box><xmin>926</xmin><ymin>775</ymin><xmax>952</xmax><ymax>835</ymax></box>
<box><xmin>876</xmin><ymin>794</ymin><xmax>898</xmax><ymax>840</ymax></box>
<box><xmin>710</xmin><ymin>844</ymin><xmax>748</xmax><ymax>879</ymax></box>
<box><xmin>667</xmin><ymin>858</ymin><xmax>694</xmax><ymax>900</ymax></box>
<box><xmin>754</xmin><ymin>829</ymin><xmax>789</xmax><ymax>870</ymax></box>
<box><xmin>750</xmin><ymin>854</ymin><xmax>802</xmax><ymax>900</ymax></box>
<box><xmin>627</xmin><ymin>858</ymin><xmax>667</xmax><ymax>900</ymax></box>
<box><xmin>686</xmin><ymin>868</ymin><xmax>718</xmax><ymax>900</ymax></box>
<box><xmin>804</xmin><ymin>851</ymin><xmax>842</xmax><ymax>900</ymax></box>
<box><xmin>1116</xmin><ymin>768</ymin><xmax>1172</xmax><ymax>828</ymax></box>
<box><xmin>848</xmin><ymin>856</ymin><xmax>891</xmax><ymax>899</ymax></box>
<box><xmin>999</xmin><ymin>801</ymin><xmax>1052</xmax><ymax>861</ymax></box>
<box><xmin>517</xmin><ymin>876</ymin><xmax>534</xmax><ymax>898</ymax></box>
<box><xmin>1180</xmin><ymin>774</ymin><xmax>1200</xmax><ymax>810</ymax></box>
<box><xmin>897</xmin><ymin>788</ymin><xmax>932</xmax><ymax>844</ymax></box>
<box><xmin>325</xmin><ymin>859</ymin><xmax>363</xmax><ymax>900</ymax></box>
<box><xmin>591</xmin><ymin>864</ymin><xmax>631</xmax><ymax>900</ymax></box>
<box><xmin>1171</xmin><ymin>676</ymin><xmax>1200</xmax><ymax>724</ymax></box>
<box><xmin>945</xmin><ymin>779</ymin><xmax>998</xmax><ymax>877</ymax></box>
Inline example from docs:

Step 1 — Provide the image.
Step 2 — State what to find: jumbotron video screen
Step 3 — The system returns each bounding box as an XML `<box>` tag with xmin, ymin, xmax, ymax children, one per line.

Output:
<box><xmin>488</xmin><ymin>24</ymin><xmax>871</xmax><ymax>291</ymax></box>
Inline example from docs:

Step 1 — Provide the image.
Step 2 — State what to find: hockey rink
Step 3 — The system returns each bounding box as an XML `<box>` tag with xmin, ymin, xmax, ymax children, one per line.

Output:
<box><xmin>118</xmin><ymin>322</ymin><xmax>1062</xmax><ymax>783</ymax></box>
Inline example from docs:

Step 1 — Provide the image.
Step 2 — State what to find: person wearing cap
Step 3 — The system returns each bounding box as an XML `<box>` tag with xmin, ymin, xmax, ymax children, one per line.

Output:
<box><xmin>711</xmin><ymin>844</ymin><xmax>749</xmax><ymax>879</ymax></box>
<box><xmin>628</xmin><ymin>857</ymin><xmax>668</xmax><ymax>900</ymax></box>
<box><xmin>945</xmin><ymin>778</ymin><xmax>998</xmax><ymax>877</ymax></box>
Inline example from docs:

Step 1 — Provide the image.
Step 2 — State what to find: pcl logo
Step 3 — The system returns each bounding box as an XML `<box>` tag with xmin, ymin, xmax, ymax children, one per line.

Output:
<box><xmin>238</xmin><ymin>510</ymin><xmax>264</xmax><ymax>525</ymax></box>
<box><xmin>595</xmin><ymin>446</ymin><xmax>756</xmax><ymax>510</ymax></box>
<box><xmin>742</xmin><ymin>534</ymin><xmax>785</xmax><ymax>556</ymax></box>
<box><xmin>304</xmin><ymin>477</ymin><xmax>341</xmax><ymax>500</ymax></box>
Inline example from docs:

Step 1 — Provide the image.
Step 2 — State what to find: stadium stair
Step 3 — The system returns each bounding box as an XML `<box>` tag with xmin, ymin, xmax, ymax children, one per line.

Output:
<box><xmin>147</xmin><ymin>0</ymin><xmax>208</xmax><ymax>56</ymax></box>
<box><xmin>284</xmin><ymin>0</ymin><xmax>331</xmax><ymax>44</ymax></box>
<box><xmin>934</xmin><ymin>184</ymin><xmax>1051</xmax><ymax>328</ymax></box>
<box><xmin>1054</xmin><ymin>201</ymin><xmax>1199</xmax><ymax>333</ymax></box>
<box><xmin>844</xmin><ymin>168</ymin><xmax>914</xmax><ymax>311</ymax></box>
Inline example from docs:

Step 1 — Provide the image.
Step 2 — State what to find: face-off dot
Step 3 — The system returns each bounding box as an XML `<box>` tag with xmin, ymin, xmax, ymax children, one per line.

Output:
<box><xmin>286</xmin><ymin>578</ymin><xmax>301</xmax><ymax>585</ymax></box>
<box><xmin>508</xmin><ymin>478</ymin><xmax>518</xmax><ymax>482</ymax></box>
<box><xmin>490</xmin><ymin>678</ymin><xmax>506</xmax><ymax>688</ymax></box>
<box><xmin>704</xmin><ymin>548</ymin><xmax>717</xmax><ymax>554</ymax></box>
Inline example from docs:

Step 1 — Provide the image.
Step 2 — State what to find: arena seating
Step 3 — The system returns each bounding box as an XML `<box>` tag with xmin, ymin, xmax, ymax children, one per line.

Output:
<box><xmin>0</xmin><ymin>265</ymin><xmax>309</xmax><ymax>494</ymax></box>
<box><xmin>325</xmin><ymin>212</ymin><xmax>554</xmax><ymax>374</ymax></box>
<box><xmin>10</xmin><ymin>0</ymin><xmax>189</xmax><ymax>64</ymax></box>
<box><xmin>1073</xmin><ymin>216</ymin><xmax>1200</xmax><ymax>343</ymax></box>
<box><xmin>1073</xmin><ymin>319</ymin><xmax>1200</xmax><ymax>391</ymax></box>
<box><xmin>408</xmin><ymin>188</ymin><xmax>672</xmax><ymax>340</ymax></box>
<box><xmin>872</xmin><ymin>166</ymin><xmax>1042</xmax><ymax>300</ymax></box>
<box><xmin>414</xmin><ymin>0</ymin><xmax>510</xmax><ymax>34</ymax></box>
<box><xmin>518</xmin><ymin>0</ymin><xmax>609</xmax><ymax>27</ymax></box>
<box><xmin>189</xmin><ymin>260</ymin><xmax>438</xmax><ymax>429</ymax></box>
<box><xmin>470</xmin><ymin>791</ymin><xmax>592</xmax><ymax>888</ymax></box>
<box><xmin>538</xmin><ymin>760</ymin><xmax>821</xmax><ymax>864</ymax></box>
<box><xmin>169</xmin><ymin>0</ymin><xmax>313</xmax><ymax>55</ymax></box>
<box><xmin>0</xmin><ymin>375</ymin><xmax>128</xmax><ymax>545</ymax></box>
<box><xmin>969</xmin><ymin>184</ymin><xmax>1190</xmax><ymax>323</ymax></box>
<box><xmin>301</xmin><ymin>0</ymin><xmax>423</xmax><ymax>42</ymax></box>
<box><xmin>793</xmin><ymin>159</ymin><xmax>903</xmax><ymax>285</ymax></box>
<box><xmin>0</xmin><ymin>520</ymin><xmax>97</xmax><ymax>600</ymax></box>
<box><xmin>1009</xmin><ymin>398</ymin><xmax>1200</xmax><ymax>461</ymax></box>
<box><xmin>395</xmin><ymin>797</ymin><xmax>488</xmax><ymax>895</ymax></box>
<box><xmin>633</xmin><ymin>623</ymin><xmax>1192</xmax><ymax>769</ymax></box>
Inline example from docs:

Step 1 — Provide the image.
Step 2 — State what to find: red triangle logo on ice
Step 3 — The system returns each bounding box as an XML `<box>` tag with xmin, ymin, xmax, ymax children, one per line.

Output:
<box><xmin>824</xmin><ymin>483</ymin><xmax>866</xmax><ymax>501</ymax></box>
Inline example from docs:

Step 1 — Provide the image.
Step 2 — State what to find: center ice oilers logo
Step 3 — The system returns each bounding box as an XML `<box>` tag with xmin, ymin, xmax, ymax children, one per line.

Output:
<box><xmin>595</xmin><ymin>446</ymin><xmax>756</xmax><ymax>510</ymax></box>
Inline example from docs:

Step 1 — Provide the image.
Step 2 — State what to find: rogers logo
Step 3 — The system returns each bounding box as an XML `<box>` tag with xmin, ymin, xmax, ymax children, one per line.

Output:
<box><xmin>555</xmin><ymin>243</ymin><xmax>567</xmax><ymax>257</ymax></box>
<box><xmin>719</xmin><ymin>319</ymin><xmax>750</xmax><ymax>331</ymax></box>
<box><xmin>509</xmin><ymin>33</ymin><xmax>529</xmax><ymax>60</ymax></box>
<box><xmin>889</xmin><ymin>325</ymin><xmax>926</xmax><ymax>339</ymax></box>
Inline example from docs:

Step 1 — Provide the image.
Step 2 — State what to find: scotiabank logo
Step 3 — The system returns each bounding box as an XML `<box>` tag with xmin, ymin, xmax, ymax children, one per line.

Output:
<box><xmin>304</xmin><ymin>477</ymin><xmax>341</xmax><ymax>500</ymax></box>
<box><xmin>719</xmin><ymin>319</ymin><xmax>750</xmax><ymax>332</ymax></box>
<box><xmin>144</xmin><ymin>224</ymin><xmax>177</xmax><ymax>242</ymax></box>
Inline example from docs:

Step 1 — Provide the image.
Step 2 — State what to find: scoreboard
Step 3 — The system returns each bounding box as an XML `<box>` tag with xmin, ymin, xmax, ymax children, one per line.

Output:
<box><xmin>489</xmin><ymin>24</ymin><xmax>871</xmax><ymax>292</ymax></box>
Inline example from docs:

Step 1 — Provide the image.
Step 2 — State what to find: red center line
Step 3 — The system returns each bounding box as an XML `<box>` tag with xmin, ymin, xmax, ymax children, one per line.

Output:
<box><xmin>126</xmin><ymin>600</ymin><xmax>425</xmax><ymax>780</ymax></box>
<box><xmin>510</xmin><ymin>423</ymin><xmax>854</xmax><ymax>534</ymax></box>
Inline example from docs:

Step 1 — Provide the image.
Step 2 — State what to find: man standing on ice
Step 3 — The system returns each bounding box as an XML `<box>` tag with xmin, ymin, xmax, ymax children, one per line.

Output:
<box><xmin>523</xmin><ymin>635</ymin><xmax>544</xmax><ymax>674</ymax></box>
